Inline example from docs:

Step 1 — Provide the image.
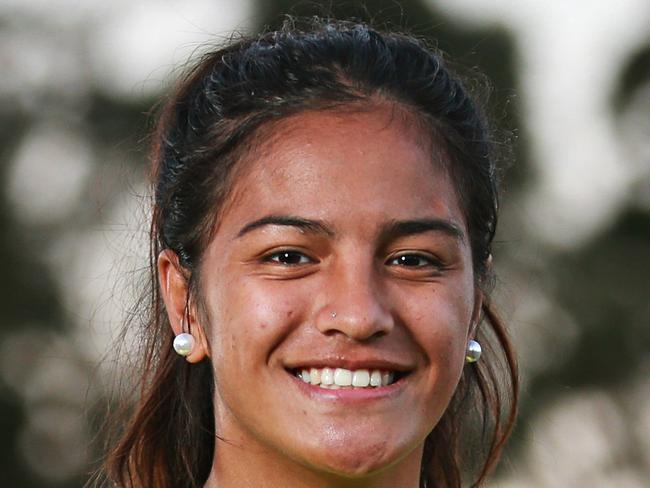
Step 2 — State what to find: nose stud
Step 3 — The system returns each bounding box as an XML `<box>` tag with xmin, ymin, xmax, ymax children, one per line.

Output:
<box><xmin>331</xmin><ymin>311</ymin><xmax>337</xmax><ymax>318</ymax></box>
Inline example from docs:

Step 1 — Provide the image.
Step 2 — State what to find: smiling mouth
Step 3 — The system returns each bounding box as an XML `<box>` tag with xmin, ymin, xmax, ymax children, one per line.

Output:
<box><xmin>290</xmin><ymin>367</ymin><xmax>407</xmax><ymax>389</ymax></box>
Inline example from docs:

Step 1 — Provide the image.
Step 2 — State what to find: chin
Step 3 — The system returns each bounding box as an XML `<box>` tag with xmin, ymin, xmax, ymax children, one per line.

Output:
<box><xmin>299</xmin><ymin>431</ymin><xmax>417</xmax><ymax>479</ymax></box>
<box><xmin>321</xmin><ymin>451</ymin><xmax>389</xmax><ymax>477</ymax></box>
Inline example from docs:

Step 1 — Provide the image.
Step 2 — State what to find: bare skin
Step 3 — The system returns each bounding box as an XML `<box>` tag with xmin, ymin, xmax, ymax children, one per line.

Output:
<box><xmin>158</xmin><ymin>104</ymin><xmax>481</xmax><ymax>488</ymax></box>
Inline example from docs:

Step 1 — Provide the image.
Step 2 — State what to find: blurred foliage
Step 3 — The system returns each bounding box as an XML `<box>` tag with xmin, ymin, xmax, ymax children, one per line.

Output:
<box><xmin>0</xmin><ymin>0</ymin><xmax>648</xmax><ymax>486</ymax></box>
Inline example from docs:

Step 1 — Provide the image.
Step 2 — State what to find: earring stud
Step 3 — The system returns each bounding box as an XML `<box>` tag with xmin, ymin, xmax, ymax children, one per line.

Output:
<box><xmin>465</xmin><ymin>339</ymin><xmax>482</xmax><ymax>363</ymax></box>
<box><xmin>173</xmin><ymin>333</ymin><xmax>196</xmax><ymax>356</ymax></box>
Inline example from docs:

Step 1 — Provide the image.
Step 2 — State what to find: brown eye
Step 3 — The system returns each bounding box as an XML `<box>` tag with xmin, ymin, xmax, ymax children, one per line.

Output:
<box><xmin>266</xmin><ymin>250</ymin><xmax>312</xmax><ymax>265</ymax></box>
<box><xmin>388</xmin><ymin>253</ymin><xmax>439</xmax><ymax>268</ymax></box>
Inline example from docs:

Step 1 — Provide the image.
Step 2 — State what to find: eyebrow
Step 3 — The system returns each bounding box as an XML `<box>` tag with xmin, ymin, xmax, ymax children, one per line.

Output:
<box><xmin>379</xmin><ymin>218</ymin><xmax>465</xmax><ymax>243</ymax></box>
<box><xmin>237</xmin><ymin>215</ymin><xmax>335</xmax><ymax>238</ymax></box>
<box><xmin>237</xmin><ymin>215</ymin><xmax>463</xmax><ymax>242</ymax></box>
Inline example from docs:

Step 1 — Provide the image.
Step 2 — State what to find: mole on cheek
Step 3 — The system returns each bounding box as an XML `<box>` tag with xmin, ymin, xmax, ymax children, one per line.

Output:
<box><xmin>286</xmin><ymin>310</ymin><xmax>294</xmax><ymax>318</ymax></box>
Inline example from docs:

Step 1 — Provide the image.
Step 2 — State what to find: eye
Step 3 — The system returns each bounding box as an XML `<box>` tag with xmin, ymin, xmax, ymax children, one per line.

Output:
<box><xmin>264</xmin><ymin>250</ymin><xmax>312</xmax><ymax>265</ymax></box>
<box><xmin>388</xmin><ymin>252</ymin><xmax>440</xmax><ymax>268</ymax></box>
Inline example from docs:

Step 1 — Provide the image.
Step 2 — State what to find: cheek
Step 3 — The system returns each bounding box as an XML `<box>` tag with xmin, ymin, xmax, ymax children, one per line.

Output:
<box><xmin>206</xmin><ymin>278</ymin><xmax>305</xmax><ymax>371</ymax></box>
<box><xmin>407</xmin><ymin>287</ymin><xmax>473</xmax><ymax>424</ymax></box>
<box><xmin>400</xmin><ymin>283</ymin><xmax>474</xmax><ymax>367</ymax></box>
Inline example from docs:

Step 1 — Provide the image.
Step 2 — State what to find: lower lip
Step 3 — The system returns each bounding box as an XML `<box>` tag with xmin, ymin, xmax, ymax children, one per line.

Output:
<box><xmin>288</xmin><ymin>372</ymin><xmax>408</xmax><ymax>402</ymax></box>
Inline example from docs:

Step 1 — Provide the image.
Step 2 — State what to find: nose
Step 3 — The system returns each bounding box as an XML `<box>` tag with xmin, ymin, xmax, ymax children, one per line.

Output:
<box><xmin>315</xmin><ymin>260</ymin><xmax>394</xmax><ymax>341</ymax></box>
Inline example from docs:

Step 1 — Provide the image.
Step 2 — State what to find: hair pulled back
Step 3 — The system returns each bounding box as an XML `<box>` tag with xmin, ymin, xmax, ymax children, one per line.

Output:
<box><xmin>104</xmin><ymin>18</ymin><xmax>518</xmax><ymax>488</ymax></box>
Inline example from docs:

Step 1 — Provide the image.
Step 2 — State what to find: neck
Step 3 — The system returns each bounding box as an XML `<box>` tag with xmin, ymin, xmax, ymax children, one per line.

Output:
<box><xmin>202</xmin><ymin>437</ymin><xmax>423</xmax><ymax>488</ymax></box>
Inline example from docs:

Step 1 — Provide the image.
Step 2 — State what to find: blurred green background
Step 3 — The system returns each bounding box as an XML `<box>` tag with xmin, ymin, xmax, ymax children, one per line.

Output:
<box><xmin>0</xmin><ymin>0</ymin><xmax>648</xmax><ymax>486</ymax></box>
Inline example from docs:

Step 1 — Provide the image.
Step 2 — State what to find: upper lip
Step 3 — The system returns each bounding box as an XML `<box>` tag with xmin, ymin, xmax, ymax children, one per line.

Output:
<box><xmin>283</xmin><ymin>357</ymin><xmax>415</xmax><ymax>373</ymax></box>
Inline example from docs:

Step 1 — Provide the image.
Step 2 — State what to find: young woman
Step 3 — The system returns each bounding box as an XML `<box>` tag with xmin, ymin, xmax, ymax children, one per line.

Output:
<box><xmin>103</xmin><ymin>19</ymin><xmax>518</xmax><ymax>488</ymax></box>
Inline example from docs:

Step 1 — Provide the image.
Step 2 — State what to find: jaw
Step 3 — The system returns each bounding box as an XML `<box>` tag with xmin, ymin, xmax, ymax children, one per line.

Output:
<box><xmin>211</xmin><ymin>359</ymin><xmax>443</xmax><ymax>487</ymax></box>
<box><xmin>290</xmin><ymin>430</ymin><xmax>426</xmax><ymax>488</ymax></box>
<box><xmin>278</xmin><ymin>371</ymin><xmax>432</xmax><ymax>474</ymax></box>
<box><xmin>210</xmin><ymin>427</ymin><xmax>424</xmax><ymax>488</ymax></box>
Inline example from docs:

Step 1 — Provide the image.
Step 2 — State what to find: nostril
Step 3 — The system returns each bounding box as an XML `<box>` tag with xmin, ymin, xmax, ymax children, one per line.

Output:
<box><xmin>322</xmin><ymin>327</ymin><xmax>388</xmax><ymax>342</ymax></box>
<box><xmin>317</xmin><ymin>307</ymin><xmax>394</xmax><ymax>341</ymax></box>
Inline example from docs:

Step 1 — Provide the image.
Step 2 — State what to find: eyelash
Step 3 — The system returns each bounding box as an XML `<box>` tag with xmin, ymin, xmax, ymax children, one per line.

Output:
<box><xmin>262</xmin><ymin>250</ymin><xmax>442</xmax><ymax>269</ymax></box>
<box><xmin>263</xmin><ymin>250</ymin><xmax>313</xmax><ymax>266</ymax></box>
<box><xmin>387</xmin><ymin>252</ymin><xmax>443</xmax><ymax>268</ymax></box>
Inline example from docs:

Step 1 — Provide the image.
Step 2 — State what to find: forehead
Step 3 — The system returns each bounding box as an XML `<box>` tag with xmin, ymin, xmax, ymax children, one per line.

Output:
<box><xmin>218</xmin><ymin>105</ymin><xmax>464</xmax><ymax>235</ymax></box>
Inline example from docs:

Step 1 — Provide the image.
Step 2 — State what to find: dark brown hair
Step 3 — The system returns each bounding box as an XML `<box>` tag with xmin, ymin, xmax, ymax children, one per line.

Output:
<box><xmin>101</xmin><ymin>18</ymin><xmax>518</xmax><ymax>488</ymax></box>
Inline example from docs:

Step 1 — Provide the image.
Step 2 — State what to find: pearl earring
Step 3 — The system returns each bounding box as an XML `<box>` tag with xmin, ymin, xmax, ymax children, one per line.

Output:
<box><xmin>465</xmin><ymin>339</ymin><xmax>482</xmax><ymax>363</ymax></box>
<box><xmin>173</xmin><ymin>333</ymin><xmax>196</xmax><ymax>357</ymax></box>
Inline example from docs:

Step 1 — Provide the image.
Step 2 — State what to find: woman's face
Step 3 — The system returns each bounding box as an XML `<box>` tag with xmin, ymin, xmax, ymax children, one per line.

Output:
<box><xmin>198</xmin><ymin>105</ymin><xmax>479</xmax><ymax>480</ymax></box>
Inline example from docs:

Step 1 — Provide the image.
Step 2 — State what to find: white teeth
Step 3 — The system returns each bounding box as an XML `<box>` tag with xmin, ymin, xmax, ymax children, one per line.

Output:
<box><xmin>321</xmin><ymin>368</ymin><xmax>334</xmax><ymax>385</ymax></box>
<box><xmin>294</xmin><ymin>367</ymin><xmax>399</xmax><ymax>389</ymax></box>
<box><xmin>334</xmin><ymin>368</ymin><xmax>352</xmax><ymax>386</ymax></box>
<box><xmin>309</xmin><ymin>368</ymin><xmax>321</xmax><ymax>385</ymax></box>
<box><xmin>352</xmin><ymin>369</ymin><xmax>370</xmax><ymax>387</ymax></box>
<box><xmin>301</xmin><ymin>369</ymin><xmax>310</xmax><ymax>383</ymax></box>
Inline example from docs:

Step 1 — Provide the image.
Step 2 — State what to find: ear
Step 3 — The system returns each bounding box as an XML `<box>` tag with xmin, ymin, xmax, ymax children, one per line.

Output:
<box><xmin>469</xmin><ymin>254</ymin><xmax>491</xmax><ymax>339</ymax></box>
<box><xmin>157</xmin><ymin>249</ymin><xmax>210</xmax><ymax>363</ymax></box>
<box><xmin>469</xmin><ymin>286</ymin><xmax>484</xmax><ymax>340</ymax></box>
